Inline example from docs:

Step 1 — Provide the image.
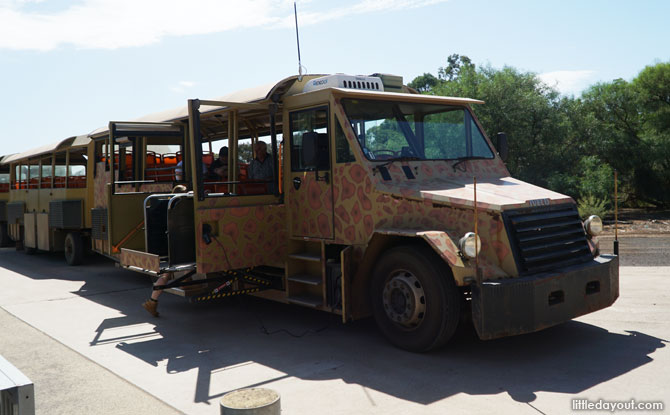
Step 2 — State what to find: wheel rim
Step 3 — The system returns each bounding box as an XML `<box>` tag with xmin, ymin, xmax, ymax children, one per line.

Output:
<box><xmin>382</xmin><ymin>270</ymin><xmax>426</xmax><ymax>329</ymax></box>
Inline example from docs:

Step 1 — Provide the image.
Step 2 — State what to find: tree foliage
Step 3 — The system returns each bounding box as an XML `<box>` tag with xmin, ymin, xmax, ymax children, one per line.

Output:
<box><xmin>410</xmin><ymin>57</ymin><xmax>670</xmax><ymax>208</ymax></box>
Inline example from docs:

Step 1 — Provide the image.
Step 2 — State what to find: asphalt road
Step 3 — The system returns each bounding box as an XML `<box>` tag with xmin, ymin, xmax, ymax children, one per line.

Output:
<box><xmin>0</xmin><ymin>242</ymin><xmax>668</xmax><ymax>415</ymax></box>
<box><xmin>599</xmin><ymin>235</ymin><xmax>670</xmax><ymax>266</ymax></box>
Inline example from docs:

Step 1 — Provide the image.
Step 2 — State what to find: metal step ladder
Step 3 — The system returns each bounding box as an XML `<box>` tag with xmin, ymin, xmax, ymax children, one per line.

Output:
<box><xmin>286</xmin><ymin>239</ymin><xmax>326</xmax><ymax>309</ymax></box>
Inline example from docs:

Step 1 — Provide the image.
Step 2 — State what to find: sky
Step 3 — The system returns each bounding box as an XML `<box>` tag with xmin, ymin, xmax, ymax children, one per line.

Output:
<box><xmin>0</xmin><ymin>0</ymin><xmax>668</xmax><ymax>155</ymax></box>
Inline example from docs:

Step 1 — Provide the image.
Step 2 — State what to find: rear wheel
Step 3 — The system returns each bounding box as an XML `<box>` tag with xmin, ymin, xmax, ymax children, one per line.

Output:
<box><xmin>371</xmin><ymin>245</ymin><xmax>460</xmax><ymax>352</ymax></box>
<box><xmin>64</xmin><ymin>232</ymin><xmax>84</xmax><ymax>266</ymax></box>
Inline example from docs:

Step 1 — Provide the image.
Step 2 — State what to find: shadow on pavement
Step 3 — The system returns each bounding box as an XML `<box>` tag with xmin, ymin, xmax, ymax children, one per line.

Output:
<box><xmin>1</xmin><ymin>248</ymin><xmax>667</xmax><ymax>406</ymax></box>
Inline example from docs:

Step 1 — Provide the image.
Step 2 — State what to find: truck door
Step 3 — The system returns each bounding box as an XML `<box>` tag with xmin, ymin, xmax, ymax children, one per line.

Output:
<box><xmin>288</xmin><ymin>106</ymin><xmax>334</xmax><ymax>239</ymax></box>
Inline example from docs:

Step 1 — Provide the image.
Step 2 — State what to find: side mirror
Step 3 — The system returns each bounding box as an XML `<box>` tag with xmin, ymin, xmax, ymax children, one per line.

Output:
<box><xmin>496</xmin><ymin>132</ymin><xmax>508</xmax><ymax>162</ymax></box>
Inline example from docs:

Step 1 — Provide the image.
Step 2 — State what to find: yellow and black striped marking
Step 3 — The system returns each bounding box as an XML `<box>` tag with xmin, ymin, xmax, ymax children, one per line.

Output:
<box><xmin>192</xmin><ymin>287</ymin><xmax>261</xmax><ymax>303</ymax></box>
<box><xmin>242</xmin><ymin>275</ymin><xmax>272</xmax><ymax>286</ymax></box>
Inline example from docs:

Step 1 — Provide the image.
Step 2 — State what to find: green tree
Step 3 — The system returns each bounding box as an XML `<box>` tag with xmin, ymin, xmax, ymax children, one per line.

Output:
<box><xmin>408</xmin><ymin>73</ymin><xmax>439</xmax><ymax>93</ymax></box>
<box><xmin>438</xmin><ymin>54</ymin><xmax>474</xmax><ymax>81</ymax></box>
<box><xmin>581</xmin><ymin>64</ymin><xmax>670</xmax><ymax>207</ymax></box>
<box><xmin>410</xmin><ymin>57</ymin><xmax>670</xmax><ymax>208</ymax></box>
<box><xmin>429</xmin><ymin>64</ymin><xmax>576</xmax><ymax>189</ymax></box>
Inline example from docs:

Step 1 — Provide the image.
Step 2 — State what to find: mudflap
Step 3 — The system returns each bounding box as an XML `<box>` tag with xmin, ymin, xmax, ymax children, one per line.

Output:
<box><xmin>471</xmin><ymin>255</ymin><xmax>619</xmax><ymax>340</ymax></box>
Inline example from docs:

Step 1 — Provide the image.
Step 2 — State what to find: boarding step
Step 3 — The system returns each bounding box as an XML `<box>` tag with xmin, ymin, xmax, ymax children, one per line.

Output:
<box><xmin>287</xmin><ymin>294</ymin><xmax>323</xmax><ymax>308</ymax></box>
<box><xmin>164</xmin><ymin>283</ymin><xmax>209</xmax><ymax>297</ymax></box>
<box><xmin>288</xmin><ymin>252</ymin><xmax>322</xmax><ymax>262</ymax></box>
<box><xmin>287</xmin><ymin>274</ymin><xmax>322</xmax><ymax>285</ymax></box>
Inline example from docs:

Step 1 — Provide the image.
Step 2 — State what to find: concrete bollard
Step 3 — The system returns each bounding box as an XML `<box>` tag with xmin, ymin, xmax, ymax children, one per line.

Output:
<box><xmin>220</xmin><ymin>388</ymin><xmax>280</xmax><ymax>415</ymax></box>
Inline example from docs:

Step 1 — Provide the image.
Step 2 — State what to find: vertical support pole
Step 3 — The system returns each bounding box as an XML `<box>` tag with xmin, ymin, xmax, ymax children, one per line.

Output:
<box><xmin>228</xmin><ymin>110</ymin><xmax>239</xmax><ymax>194</ymax></box>
<box><xmin>51</xmin><ymin>151</ymin><xmax>56</xmax><ymax>188</ymax></box>
<box><xmin>38</xmin><ymin>159</ymin><xmax>42</xmax><ymax>190</ymax></box>
<box><xmin>109</xmin><ymin>123</ymin><xmax>116</xmax><ymax>196</ymax></box>
<box><xmin>614</xmin><ymin>170</ymin><xmax>619</xmax><ymax>255</ymax></box>
<box><xmin>474</xmin><ymin>176</ymin><xmax>480</xmax><ymax>283</ymax></box>
<box><xmin>270</xmin><ymin>103</ymin><xmax>279</xmax><ymax>196</ymax></box>
<box><xmin>65</xmin><ymin>149</ymin><xmax>70</xmax><ymax>189</ymax></box>
<box><xmin>188</xmin><ymin>99</ymin><xmax>205</xmax><ymax>201</ymax></box>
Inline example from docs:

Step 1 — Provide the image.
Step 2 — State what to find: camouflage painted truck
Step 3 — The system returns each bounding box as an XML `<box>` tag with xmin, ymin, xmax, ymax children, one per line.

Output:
<box><xmin>107</xmin><ymin>73</ymin><xmax>618</xmax><ymax>351</ymax></box>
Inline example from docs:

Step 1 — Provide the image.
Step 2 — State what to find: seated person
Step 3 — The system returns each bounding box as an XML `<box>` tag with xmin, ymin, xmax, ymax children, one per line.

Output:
<box><xmin>174</xmin><ymin>156</ymin><xmax>210</xmax><ymax>182</ymax></box>
<box><xmin>249</xmin><ymin>142</ymin><xmax>274</xmax><ymax>179</ymax></box>
<box><xmin>208</xmin><ymin>146</ymin><xmax>229</xmax><ymax>180</ymax></box>
<box><xmin>249</xmin><ymin>141</ymin><xmax>275</xmax><ymax>193</ymax></box>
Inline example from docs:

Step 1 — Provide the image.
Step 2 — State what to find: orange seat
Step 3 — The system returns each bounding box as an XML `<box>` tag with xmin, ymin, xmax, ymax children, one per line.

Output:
<box><xmin>67</xmin><ymin>176</ymin><xmax>86</xmax><ymax>188</ymax></box>
<box><xmin>162</xmin><ymin>153</ymin><xmax>178</xmax><ymax>165</ymax></box>
<box><xmin>54</xmin><ymin>176</ymin><xmax>66</xmax><ymax>188</ymax></box>
<box><xmin>239</xmin><ymin>163</ymin><xmax>249</xmax><ymax>180</ymax></box>
<box><xmin>146</xmin><ymin>151</ymin><xmax>159</xmax><ymax>167</ymax></box>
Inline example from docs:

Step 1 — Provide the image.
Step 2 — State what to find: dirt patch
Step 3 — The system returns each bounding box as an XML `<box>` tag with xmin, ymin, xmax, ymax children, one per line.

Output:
<box><xmin>601</xmin><ymin>209</ymin><xmax>670</xmax><ymax>236</ymax></box>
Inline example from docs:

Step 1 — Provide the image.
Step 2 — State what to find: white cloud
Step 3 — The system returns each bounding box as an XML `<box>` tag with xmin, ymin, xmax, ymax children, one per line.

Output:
<box><xmin>0</xmin><ymin>0</ymin><xmax>448</xmax><ymax>51</ymax></box>
<box><xmin>538</xmin><ymin>70</ymin><xmax>597</xmax><ymax>96</ymax></box>
<box><xmin>170</xmin><ymin>80</ymin><xmax>196</xmax><ymax>93</ymax></box>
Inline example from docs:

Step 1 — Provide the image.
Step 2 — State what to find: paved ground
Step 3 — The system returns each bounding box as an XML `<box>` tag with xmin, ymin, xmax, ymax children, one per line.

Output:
<box><xmin>599</xmin><ymin>234</ymin><xmax>670</xmax><ymax>266</ymax></box>
<box><xmin>0</xmin><ymin>245</ymin><xmax>668</xmax><ymax>415</ymax></box>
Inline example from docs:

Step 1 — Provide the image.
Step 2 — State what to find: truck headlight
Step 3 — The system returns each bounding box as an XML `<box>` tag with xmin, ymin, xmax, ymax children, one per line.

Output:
<box><xmin>458</xmin><ymin>232</ymin><xmax>481</xmax><ymax>259</ymax></box>
<box><xmin>584</xmin><ymin>215</ymin><xmax>603</xmax><ymax>236</ymax></box>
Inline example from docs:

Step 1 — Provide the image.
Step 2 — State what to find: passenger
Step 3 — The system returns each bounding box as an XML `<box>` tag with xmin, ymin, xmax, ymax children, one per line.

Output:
<box><xmin>208</xmin><ymin>146</ymin><xmax>229</xmax><ymax>180</ymax></box>
<box><xmin>174</xmin><ymin>158</ymin><xmax>207</xmax><ymax>182</ymax></box>
<box><xmin>141</xmin><ymin>184</ymin><xmax>188</xmax><ymax>317</ymax></box>
<box><xmin>249</xmin><ymin>141</ymin><xmax>274</xmax><ymax>180</ymax></box>
<box><xmin>175</xmin><ymin>161</ymin><xmax>184</xmax><ymax>181</ymax></box>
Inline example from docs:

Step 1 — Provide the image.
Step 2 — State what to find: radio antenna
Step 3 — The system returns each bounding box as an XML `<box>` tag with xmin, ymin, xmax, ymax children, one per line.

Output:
<box><xmin>294</xmin><ymin>2</ymin><xmax>305</xmax><ymax>81</ymax></box>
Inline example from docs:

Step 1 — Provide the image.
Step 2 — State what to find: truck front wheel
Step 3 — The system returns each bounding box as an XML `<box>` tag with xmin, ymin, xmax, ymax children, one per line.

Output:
<box><xmin>371</xmin><ymin>245</ymin><xmax>460</xmax><ymax>352</ymax></box>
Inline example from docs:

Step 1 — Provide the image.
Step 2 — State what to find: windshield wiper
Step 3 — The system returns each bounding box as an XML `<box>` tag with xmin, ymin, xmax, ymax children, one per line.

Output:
<box><xmin>451</xmin><ymin>156</ymin><xmax>489</xmax><ymax>172</ymax></box>
<box><xmin>373</xmin><ymin>156</ymin><xmax>423</xmax><ymax>172</ymax></box>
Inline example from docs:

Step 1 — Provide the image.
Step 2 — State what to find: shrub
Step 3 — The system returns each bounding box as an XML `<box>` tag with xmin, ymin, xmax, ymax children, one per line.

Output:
<box><xmin>577</xmin><ymin>194</ymin><xmax>609</xmax><ymax>219</ymax></box>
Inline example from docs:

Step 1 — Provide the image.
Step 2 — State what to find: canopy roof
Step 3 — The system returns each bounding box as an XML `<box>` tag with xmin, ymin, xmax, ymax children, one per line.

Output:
<box><xmin>89</xmin><ymin>74</ymin><xmax>319</xmax><ymax>138</ymax></box>
<box><xmin>2</xmin><ymin>135</ymin><xmax>90</xmax><ymax>164</ymax></box>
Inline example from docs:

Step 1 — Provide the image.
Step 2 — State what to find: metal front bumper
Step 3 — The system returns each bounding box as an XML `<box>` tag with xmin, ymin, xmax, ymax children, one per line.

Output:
<box><xmin>471</xmin><ymin>255</ymin><xmax>619</xmax><ymax>340</ymax></box>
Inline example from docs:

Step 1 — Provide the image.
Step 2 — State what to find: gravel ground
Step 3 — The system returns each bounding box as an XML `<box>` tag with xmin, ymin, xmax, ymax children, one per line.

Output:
<box><xmin>599</xmin><ymin>209</ymin><xmax>670</xmax><ymax>266</ymax></box>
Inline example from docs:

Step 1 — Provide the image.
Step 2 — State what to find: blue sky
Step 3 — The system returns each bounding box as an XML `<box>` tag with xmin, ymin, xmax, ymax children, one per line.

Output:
<box><xmin>0</xmin><ymin>0</ymin><xmax>668</xmax><ymax>155</ymax></box>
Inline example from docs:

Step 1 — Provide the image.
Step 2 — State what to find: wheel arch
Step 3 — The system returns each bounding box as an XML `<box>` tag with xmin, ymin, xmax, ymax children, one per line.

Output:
<box><xmin>348</xmin><ymin>229</ymin><xmax>465</xmax><ymax>320</ymax></box>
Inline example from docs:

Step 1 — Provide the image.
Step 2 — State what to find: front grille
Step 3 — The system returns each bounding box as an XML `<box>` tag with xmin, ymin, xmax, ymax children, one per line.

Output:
<box><xmin>503</xmin><ymin>204</ymin><xmax>592</xmax><ymax>275</ymax></box>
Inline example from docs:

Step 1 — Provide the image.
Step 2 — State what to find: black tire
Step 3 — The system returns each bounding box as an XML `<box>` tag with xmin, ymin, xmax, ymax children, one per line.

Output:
<box><xmin>64</xmin><ymin>232</ymin><xmax>84</xmax><ymax>266</ymax></box>
<box><xmin>0</xmin><ymin>223</ymin><xmax>9</xmax><ymax>247</ymax></box>
<box><xmin>371</xmin><ymin>245</ymin><xmax>460</xmax><ymax>352</ymax></box>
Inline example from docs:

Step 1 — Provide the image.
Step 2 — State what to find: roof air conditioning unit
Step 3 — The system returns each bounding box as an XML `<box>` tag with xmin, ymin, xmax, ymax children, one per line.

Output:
<box><xmin>303</xmin><ymin>74</ymin><xmax>384</xmax><ymax>93</ymax></box>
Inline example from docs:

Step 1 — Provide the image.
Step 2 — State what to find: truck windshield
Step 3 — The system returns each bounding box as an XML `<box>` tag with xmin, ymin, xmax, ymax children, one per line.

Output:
<box><xmin>342</xmin><ymin>99</ymin><xmax>494</xmax><ymax>161</ymax></box>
